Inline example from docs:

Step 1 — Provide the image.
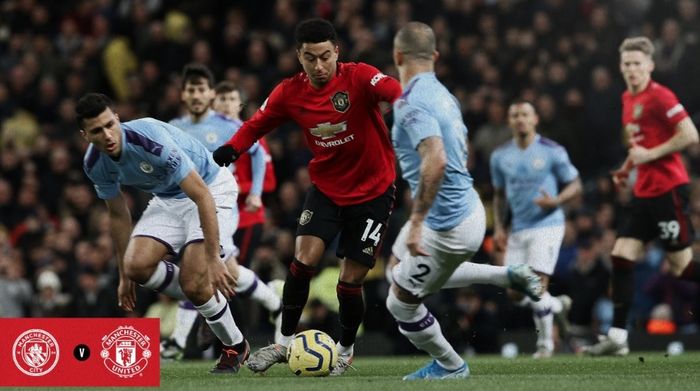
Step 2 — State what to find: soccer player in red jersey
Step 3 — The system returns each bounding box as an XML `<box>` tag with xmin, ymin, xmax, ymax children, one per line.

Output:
<box><xmin>584</xmin><ymin>37</ymin><xmax>699</xmax><ymax>356</ymax></box>
<box><xmin>213</xmin><ymin>19</ymin><xmax>401</xmax><ymax>375</ymax></box>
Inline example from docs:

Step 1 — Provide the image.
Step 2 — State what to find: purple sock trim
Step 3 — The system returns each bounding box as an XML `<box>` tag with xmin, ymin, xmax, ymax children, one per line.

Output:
<box><xmin>237</xmin><ymin>277</ymin><xmax>259</xmax><ymax>298</ymax></box>
<box><xmin>208</xmin><ymin>303</ymin><xmax>229</xmax><ymax>321</ymax></box>
<box><xmin>179</xmin><ymin>301</ymin><xmax>196</xmax><ymax>310</ymax></box>
<box><xmin>155</xmin><ymin>261</ymin><xmax>176</xmax><ymax>293</ymax></box>
<box><xmin>397</xmin><ymin>311</ymin><xmax>435</xmax><ymax>332</ymax></box>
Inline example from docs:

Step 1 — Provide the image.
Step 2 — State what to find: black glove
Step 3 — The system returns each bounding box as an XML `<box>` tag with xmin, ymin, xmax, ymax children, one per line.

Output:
<box><xmin>212</xmin><ymin>145</ymin><xmax>241</xmax><ymax>166</ymax></box>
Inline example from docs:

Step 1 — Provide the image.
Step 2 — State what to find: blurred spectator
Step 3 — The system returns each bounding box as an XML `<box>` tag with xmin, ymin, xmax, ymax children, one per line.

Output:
<box><xmin>31</xmin><ymin>269</ymin><xmax>71</xmax><ymax>317</ymax></box>
<box><xmin>0</xmin><ymin>250</ymin><xmax>33</xmax><ymax>317</ymax></box>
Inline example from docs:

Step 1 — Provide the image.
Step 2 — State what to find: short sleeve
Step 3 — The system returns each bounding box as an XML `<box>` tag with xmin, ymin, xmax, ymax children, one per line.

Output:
<box><xmin>84</xmin><ymin>164</ymin><xmax>120</xmax><ymax>200</ymax></box>
<box><xmin>396</xmin><ymin>101</ymin><xmax>441</xmax><ymax>150</ymax></box>
<box><xmin>552</xmin><ymin>146</ymin><xmax>579</xmax><ymax>184</ymax></box>
<box><xmin>656</xmin><ymin>86</ymin><xmax>689</xmax><ymax>127</ymax></box>
<box><xmin>355</xmin><ymin>63</ymin><xmax>402</xmax><ymax>104</ymax></box>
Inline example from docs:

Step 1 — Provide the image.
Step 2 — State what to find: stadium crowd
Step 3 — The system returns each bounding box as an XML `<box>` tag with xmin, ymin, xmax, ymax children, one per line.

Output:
<box><xmin>1</xmin><ymin>0</ymin><xmax>700</xmax><ymax>354</ymax></box>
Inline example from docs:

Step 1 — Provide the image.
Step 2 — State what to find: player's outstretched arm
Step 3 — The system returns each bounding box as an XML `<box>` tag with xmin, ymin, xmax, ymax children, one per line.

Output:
<box><xmin>105</xmin><ymin>193</ymin><xmax>135</xmax><ymax>311</ymax></box>
<box><xmin>215</xmin><ymin>83</ymin><xmax>290</xmax><ymax>166</ymax></box>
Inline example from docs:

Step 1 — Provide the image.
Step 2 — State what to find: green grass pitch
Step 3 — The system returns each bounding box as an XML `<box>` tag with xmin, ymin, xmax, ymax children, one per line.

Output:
<box><xmin>7</xmin><ymin>352</ymin><xmax>700</xmax><ymax>390</ymax></box>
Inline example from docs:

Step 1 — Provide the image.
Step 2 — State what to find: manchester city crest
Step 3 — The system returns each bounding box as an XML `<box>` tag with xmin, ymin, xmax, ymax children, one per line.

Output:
<box><xmin>331</xmin><ymin>91</ymin><xmax>350</xmax><ymax>113</ymax></box>
<box><xmin>139</xmin><ymin>161</ymin><xmax>154</xmax><ymax>173</ymax></box>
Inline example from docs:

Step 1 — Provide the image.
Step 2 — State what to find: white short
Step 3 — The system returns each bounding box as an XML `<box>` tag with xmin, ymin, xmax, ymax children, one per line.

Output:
<box><xmin>504</xmin><ymin>225</ymin><xmax>565</xmax><ymax>275</ymax></box>
<box><xmin>391</xmin><ymin>203</ymin><xmax>485</xmax><ymax>298</ymax></box>
<box><xmin>132</xmin><ymin>167</ymin><xmax>239</xmax><ymax>260</ymax></box>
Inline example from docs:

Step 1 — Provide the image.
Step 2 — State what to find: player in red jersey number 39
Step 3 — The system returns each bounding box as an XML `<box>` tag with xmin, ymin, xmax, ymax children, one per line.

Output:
<box><xmin>584</xmin><ymin>37</ymin><xmax>700</xmax><ymax>356</ymax></box>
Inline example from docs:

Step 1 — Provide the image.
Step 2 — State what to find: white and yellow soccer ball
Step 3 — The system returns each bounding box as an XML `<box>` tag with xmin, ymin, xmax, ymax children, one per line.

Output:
<box><xmin>287</xmin><ymin>329</ymin><xmax>338</xmax><ymax>377</ymax></box>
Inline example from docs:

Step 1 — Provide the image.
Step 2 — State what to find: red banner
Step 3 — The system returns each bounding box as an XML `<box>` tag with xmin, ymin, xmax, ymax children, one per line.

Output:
<box><xmin>0</xmin><ymin>318</ymin><xmax>160</xmax><ymax>387</ymax></box>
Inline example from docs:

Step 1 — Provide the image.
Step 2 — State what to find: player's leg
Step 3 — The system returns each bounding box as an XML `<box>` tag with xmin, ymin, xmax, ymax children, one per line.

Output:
<box><xmin>328</xmin><ymin>185</ymin><xmax>395</xmax><ymax>375</ymax></box>
<box><xmin>331</xmin><ymin>257</ymin><xmax>370</xmax><ymax>374</ymax></box>
<box><xmin>246</xmin><ymin>185</ymin><xmax>341</xmax><ymax>373</ymax></box>
<box><xmin>584</xmin><ymin>195</ymin><xmax>661</xmax><ymax>356</ymax></box>
<box><xmin>519</xmin><ymin>225</ymin><xmax>566</xmax><ymax>358</ymax></box>
<box><xmin>179</xmin><ymin>168</ymin><xmax>249</xmax><ymax>373</ymax></box>
<box><xmin>127</xmin><ymin>199</ymin><xmax>197</xmax><ymax>360</ymax></box>
<box><xmin>663</xmin><ymin>185</ymin><xmax>697</xmax><ymax>281</ymax></box>
<box><xmin>388</xmin><ymin>215</ymin><xmax>481</xmax><ymax>380</ymax></box>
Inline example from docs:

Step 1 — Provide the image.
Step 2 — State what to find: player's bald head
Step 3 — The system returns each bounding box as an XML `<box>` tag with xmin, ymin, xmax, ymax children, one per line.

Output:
<box><xmin>394</xmin><ymin>22</ymin><xmax>435</xmax><ymax>61</ymax></box>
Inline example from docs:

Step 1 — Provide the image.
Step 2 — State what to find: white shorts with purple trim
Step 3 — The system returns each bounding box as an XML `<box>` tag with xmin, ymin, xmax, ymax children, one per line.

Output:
<box><xmin>132</xmin><ymin>167</ymin><xmax>239</xmax><ymax>260</ymax></box>
<box><xmin>391</xmin><ymin>202</ymin><xmax>485</xmax><ymax>298</ymax></box>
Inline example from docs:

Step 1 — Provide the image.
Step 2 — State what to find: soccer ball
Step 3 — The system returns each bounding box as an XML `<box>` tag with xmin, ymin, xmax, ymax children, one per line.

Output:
<box><xmin>287</xmin><ymin>329</ymin><xmax>338</xmax><ymax>377</ymax></box>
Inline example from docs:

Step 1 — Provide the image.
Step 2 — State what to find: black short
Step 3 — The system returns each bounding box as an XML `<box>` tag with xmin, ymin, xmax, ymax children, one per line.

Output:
<box><xmin>296</xmin><ymin>184</ymin><xmax>396</xmax><ymax>268</ymax></box>
<box><xmin>617</xmin><ymin>184</ymin><xmax>694</xmax><ymax>251</ymax></box>
<box><xmin>233</xmin><ymin>223</ymin><xmax>263</xmax><ymax>267</ymax></box>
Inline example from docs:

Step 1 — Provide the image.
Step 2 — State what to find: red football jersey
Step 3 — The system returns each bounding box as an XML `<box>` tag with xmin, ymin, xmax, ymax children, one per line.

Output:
<box><xmin>227</xmin><ymin>62</ymin><xmax>401</xmax><ymax>206</ymax></box>
<box><xmin>622</xmin><ymin>81</ymin><xmax>689</xmax><ymax>198</ymax></box>
<box><xmin>235</xmin><ymin>137</ymin><xmax>276</xmax><ymax>228</ymax></box>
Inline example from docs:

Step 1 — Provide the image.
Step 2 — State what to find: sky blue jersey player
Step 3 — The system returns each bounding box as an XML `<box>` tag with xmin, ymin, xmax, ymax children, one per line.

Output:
<box><xmin>489</xmin><ymin>100</ymin><xmax>582</xmax><ymax>358</ymax></box>
<box><xmin>385</xmin><ymin>22</ymin><xmax>541</xmax><ymax>381</ymax></box>
<box><xmin>161</xmin><ymin>64</ymin><xmax>282</xmax><ymax>360</ymax></box>
<box><xmin>170</xmin><ymin>111</ymin><xmax>265</xmax><ymax>198</ymax></box>
<box><xmin>78</xmin><ymin>93</ymin><xmax>250</xmax><ymax>373</ymax></box>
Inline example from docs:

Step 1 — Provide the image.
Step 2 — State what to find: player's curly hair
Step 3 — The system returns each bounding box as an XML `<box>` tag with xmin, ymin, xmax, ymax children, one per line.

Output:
<box><xmin>294</xmin><ymin>18</ymin><xmax>338</xmax><ymax>49</ymax></box>
<box><xmin>75</xmin><ymin>93</ymin><xmax>113</xmax><ymax>127</ymax></box>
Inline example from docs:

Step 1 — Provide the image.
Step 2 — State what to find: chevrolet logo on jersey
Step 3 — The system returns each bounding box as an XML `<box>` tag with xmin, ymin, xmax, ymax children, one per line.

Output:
<box><xmin>310</xmin><ymin>121</ymin><xmax>347</xmax><ymax>139</ymax></box>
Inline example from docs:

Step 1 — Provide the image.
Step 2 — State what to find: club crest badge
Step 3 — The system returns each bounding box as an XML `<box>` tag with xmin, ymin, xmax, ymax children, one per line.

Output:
<box><xmin>299</xmin><ymin>210</ymin><xmax>313</xmax><ymax>226</ymax></box>
<box><xmin>12</xmin><ymin>329</ymin><xmax>60</xmax><ymax>377</ymax></box>
<box><xmin>633</xmin><ymin>103</ymin><xmax>644</xmax><ymax>119</ymax></box>
<box><xmin>139</xmin><ymin>161</ymin><xmax>154</xmax><ymax>173</ymax></box>
<box><xmin>532</xmin><ymin>157</ymin><xmax>546</xmax><ymax>170</ymax></box>
<box><xmin>206</xmin><ymin>132</ymin><xmax>218</xmax><ymax>144</ymax></box>
<box><xmin>101</xmin><ymin>326</ymin><xmax>152</xmax><ymax>378</ymax></box>
<box><xmin>331</xmin><ymin>91</ymin><xmax>350</xmax><ymax>113</ymax></box>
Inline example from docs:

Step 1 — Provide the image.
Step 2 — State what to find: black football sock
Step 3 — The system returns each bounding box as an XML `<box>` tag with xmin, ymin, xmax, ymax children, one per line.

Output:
<box><xmin>280</xmin><ymin>259</ymin><xmax>317</xmax><ymax>337</ymax></box>
<box><xmin>337</xmin><ymin>281</ymin><xmax>364</xmax><ymax>349</ymax></box>
<box><xmin>611</xmin><ymin>256</ymin><xmax>635</xmax><ymax>329</ymax></box>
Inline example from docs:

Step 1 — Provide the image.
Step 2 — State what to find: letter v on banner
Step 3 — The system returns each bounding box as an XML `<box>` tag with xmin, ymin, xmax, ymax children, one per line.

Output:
<box><xmin>0</xmin><ymin>318</ymin><xmax>160</xmax><ymax>387</ymax></box>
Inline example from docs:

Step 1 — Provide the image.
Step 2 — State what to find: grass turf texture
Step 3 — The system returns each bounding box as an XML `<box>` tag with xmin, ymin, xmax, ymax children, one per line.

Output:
<box><xmin>6</xmin><ymin>352</ymin><xmax>700</xmax><ymax>390</ymax></box>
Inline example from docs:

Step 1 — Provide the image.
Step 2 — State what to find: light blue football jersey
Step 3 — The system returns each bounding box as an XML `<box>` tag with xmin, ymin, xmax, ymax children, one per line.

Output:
<box><xmin>170</xmin><ymin>110</ymin><xmax>264</xmax><ymax>195</ymax></box>
<box><xmin>490</xmin><ymin>135</ymin><xmax>579</xmax><ymax>232</ymax></box>
<box><xmin>83</xmin><ymin>117</ymin><xmax>220</xmax><ymax>199</ymax></box>
<box><xmin>392</xmin><ymin>72</ymin><xmax>480</xmax><ymax>231</ymax></box>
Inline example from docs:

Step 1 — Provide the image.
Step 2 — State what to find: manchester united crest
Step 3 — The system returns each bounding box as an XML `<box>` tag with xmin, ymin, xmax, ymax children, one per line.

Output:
<box><xmin>101</xmin><ymin>326</ymin><xmax>152</xmax><ymax>378</ymax></box>
<box><xmin>633</xmin><ymin>103</ymin><xmax>644</xmax><ymax>119</ymax></box>
<box><xmin>331</xmin><ymin>91</ymin><xmax>350</xmax><ymax>112</ymax></box>
<box><xmin>12</xmin><ymin>329</ymin><xmax>60</xmax><ymax>377</ymax></box>
<box><xmin>299</xmin><ymin>210</ymin><xmax>313</xmax><ymax>225</ymax></box>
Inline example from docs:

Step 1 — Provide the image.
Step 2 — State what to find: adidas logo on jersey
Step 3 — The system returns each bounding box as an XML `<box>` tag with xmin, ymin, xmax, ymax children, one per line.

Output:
<box><xmin>362</xmin><ymin>247</ymin><xmax>374</xmax><ymax>256</ymax></box>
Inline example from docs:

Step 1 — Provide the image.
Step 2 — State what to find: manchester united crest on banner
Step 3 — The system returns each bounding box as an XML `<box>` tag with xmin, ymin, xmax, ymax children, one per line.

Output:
<box><xmin>100</xmin><ymin>326</ymin><xmax>152</xmax><ymax>379</ymax></box>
